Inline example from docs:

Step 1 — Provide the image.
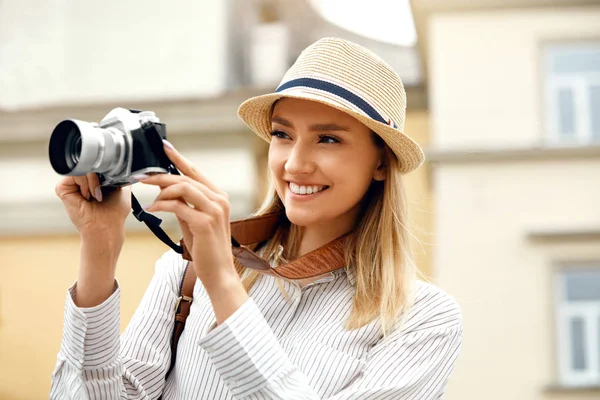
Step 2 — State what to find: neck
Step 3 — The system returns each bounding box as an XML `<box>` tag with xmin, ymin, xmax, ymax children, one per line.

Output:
<box><xmin>295</xmin><ymin>216</ymin><xmax>358</xmax><ymax>258</ymax></box>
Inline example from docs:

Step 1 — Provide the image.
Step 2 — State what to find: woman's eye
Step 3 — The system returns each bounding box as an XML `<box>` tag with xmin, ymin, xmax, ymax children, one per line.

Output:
<box><xmin>318</xmin><ymin>135</ymin><xmax>340</xmax><ymax>144</ymax></box>
<box><xmin>270</xmin><ymin>130</ymin><xmax>290</xmax><ymax>140</ymax></box>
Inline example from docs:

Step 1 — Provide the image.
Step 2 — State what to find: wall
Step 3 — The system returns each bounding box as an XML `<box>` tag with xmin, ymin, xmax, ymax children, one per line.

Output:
<box><xmin>0</xmin><ymin>233</ymin><xmax>172</xmax><ymax>399</ymax></box>
<box><xmin>0</xmin><ymin>0</ymin><xmax>228</xmax><ymax>110</ymax></box>
<box><xmin>428</xmin><ymin>5</ymin><xmax>600</xmax><ymax>399</ymax></box>
<box><xmin>403</xmin><ymin>110</ymin><xmax>433</xmax><ymax>277</ymax></box>
<box><xmin>429</xmin><ymin>6</ymin><xmax>600</xmax><ymax>148</ymax></box>
<box><xmin>435</xmin><ymin>160</ymin><xmax>600</xmax><ymax>399</ymax></box>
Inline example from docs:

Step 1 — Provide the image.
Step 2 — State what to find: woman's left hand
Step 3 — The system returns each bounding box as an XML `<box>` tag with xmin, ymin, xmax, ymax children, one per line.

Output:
<box><xmin>141</xmin><ymin>141</ymin><xmax>238</xmax><ymax>288</ymax></box>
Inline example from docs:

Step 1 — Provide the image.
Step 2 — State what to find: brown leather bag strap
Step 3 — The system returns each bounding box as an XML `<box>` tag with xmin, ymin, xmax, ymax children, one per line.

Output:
<box><xmin>164</xmin><ymin>261</ymin><xmax>197</xmax><ymax>384</ymax></box>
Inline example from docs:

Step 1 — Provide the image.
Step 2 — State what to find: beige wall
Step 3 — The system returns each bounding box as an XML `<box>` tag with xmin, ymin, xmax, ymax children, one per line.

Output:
<box><xmin>0</xmin><ymin>233</ymin><xmax>172</xmax><ymax>399</ymax></box>
<box><xmin>403</xmin><ymin>110</ymin><xmax>433</xmax><ymax>278</ymax></box>
<box><xmin>435</xmin><ymin>160</ymin><xmax>600</xmax><ymax>399</ymax></box>
<box><xmin>429</xmin><ymin>6</ymin><xmax>600</xmax><ymax>148</ymax></box>
<box><xmin>428</xmin><ymin>5</ymin><xmax>600</xmax><ymax>399</ymax></box>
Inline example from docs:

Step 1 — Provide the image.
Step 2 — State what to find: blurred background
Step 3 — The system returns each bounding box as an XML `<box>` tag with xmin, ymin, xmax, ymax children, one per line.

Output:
<box><xmin>0</xmin><ymin>0</ymin><xmax>599</xmax><ymax>398</ymax></box>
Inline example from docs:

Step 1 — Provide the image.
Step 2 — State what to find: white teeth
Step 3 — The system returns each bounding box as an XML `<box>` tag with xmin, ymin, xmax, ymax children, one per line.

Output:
<box><xmin>290</xmin><ymin>182</ymin><xmax>326</xmax><ymax>195</ymax></box>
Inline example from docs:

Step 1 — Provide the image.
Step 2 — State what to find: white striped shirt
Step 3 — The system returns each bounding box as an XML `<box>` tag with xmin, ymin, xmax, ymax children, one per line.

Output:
<box><xmin>51</xmin><ymin>250</ymin><xmax>462</xmax><ymax>399</ymax></box>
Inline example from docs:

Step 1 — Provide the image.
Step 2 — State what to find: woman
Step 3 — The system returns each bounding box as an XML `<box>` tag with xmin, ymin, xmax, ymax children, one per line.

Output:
<box><xmin>51</xmin><ymin>37</ymin><xmax>462</xmax><ymax>399</ymax></box>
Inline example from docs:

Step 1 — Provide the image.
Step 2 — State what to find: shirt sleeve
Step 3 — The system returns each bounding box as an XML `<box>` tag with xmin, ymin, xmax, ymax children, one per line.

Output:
<box><xmin>50</xmin><ymin>250</ymin><xmax>186</xmax><ymax>400</ymax></box>
<box><xmin>198</xmin><ymin>298</ymin><xmax>321</xmax><ymax>399</ymax></box>
<box><xmin>327</xmin><ymin>323</ymin><xmax>463</xmax><ymax>399</ymax></box>
<box><xmin>198</xmin><ymin>294</ymin><xmax>462</xmax><ymax>400</ymax></box>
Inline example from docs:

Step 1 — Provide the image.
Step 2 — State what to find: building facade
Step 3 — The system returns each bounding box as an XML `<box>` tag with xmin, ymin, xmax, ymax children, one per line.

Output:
<box><xmin>416</xmin><ymin>1</ymin><xmax>600</xmax><ymax>398</ymax></box>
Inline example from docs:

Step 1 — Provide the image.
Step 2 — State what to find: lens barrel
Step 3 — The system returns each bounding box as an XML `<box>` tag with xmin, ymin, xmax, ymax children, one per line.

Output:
<box><xmin>49</xmin><ymin>119</ymin><xmax>127</xmax><ymax>176</ymax></box>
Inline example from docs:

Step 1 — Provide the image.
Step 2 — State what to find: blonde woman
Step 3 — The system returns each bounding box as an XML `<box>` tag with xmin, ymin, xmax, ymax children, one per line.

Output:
<box><xmin>51</xmin><ymin>38</ymin><xmax>462</xmax><ymax>399</ymax></box>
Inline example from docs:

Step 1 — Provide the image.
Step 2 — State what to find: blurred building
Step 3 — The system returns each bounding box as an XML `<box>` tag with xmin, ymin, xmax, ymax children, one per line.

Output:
<box><xmin>411</xmin><ymin>0</ymin><xmax>600</xmax><ymax>398</ymax></box>
<box><xmin>0</xmin><ymin>1</ymin><xmax>431</xmax><ymax>398</ymax></box>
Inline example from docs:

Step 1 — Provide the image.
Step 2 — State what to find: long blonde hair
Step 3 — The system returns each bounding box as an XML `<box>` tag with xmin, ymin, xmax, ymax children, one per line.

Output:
<box><xmin>234</xmin><ymin>142</ymin><xmax>417</xmax><ymax>336</ymax></box>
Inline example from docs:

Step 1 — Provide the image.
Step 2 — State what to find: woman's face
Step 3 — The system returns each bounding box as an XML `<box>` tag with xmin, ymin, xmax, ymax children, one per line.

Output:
<box><xmin>268</xmin><ymin>98</ymin><xmax>385</xmax><ymax>234</ymax></box>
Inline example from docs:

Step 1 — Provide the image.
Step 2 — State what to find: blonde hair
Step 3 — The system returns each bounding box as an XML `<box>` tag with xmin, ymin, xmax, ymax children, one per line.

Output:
<box><xmin>234</xmin><ymin>144</ymin><xmax>417</xmax><ymax>336</ymax></box>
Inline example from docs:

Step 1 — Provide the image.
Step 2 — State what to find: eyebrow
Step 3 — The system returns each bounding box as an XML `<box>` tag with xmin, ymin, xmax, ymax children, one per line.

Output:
<box><xmin>271</xmin><ymin>116</ymin><xmax>350</xmax><ymax>132</ymax></box>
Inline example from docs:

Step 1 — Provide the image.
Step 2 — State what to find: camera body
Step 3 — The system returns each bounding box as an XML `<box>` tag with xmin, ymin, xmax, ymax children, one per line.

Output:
<box><xmin>49</xmin><ymin>108</ymin><xmax>173</xmax><ymax>189</ymax></box>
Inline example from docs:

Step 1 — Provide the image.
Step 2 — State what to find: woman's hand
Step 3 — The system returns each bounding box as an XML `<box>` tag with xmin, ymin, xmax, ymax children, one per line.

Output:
<box><xmin>55</xmin><ymin>173</ymin><xmax>131</xmax><ymax>239</ymax></box>
<box><xmin>142</xmin><ymin>141</ymin><xmax>248</xmax><ymax>324</ymax></box>
<box><xmin>142</xmin><ymin>141</ymin><xmax>237</xmax><ymax>287</ymax></box>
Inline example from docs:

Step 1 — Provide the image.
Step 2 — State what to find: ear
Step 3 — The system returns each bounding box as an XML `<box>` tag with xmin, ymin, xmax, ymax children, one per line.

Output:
<box><xmin>373</xmin><ymin>159</ymin><xmax>386</xmax><ymax>181</ymax></box>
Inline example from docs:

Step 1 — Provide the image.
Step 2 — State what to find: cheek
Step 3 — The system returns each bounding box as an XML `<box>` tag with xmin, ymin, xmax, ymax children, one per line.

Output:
<box><xmin>268</xmin><ymin>146</ymin><xmax>287</xmax><ymax>193</ymax></box>
<box><xmin>267</xmin><ymin>146</ymin><xmax>284</xmax><ymax>175</ymax></box>
<box><xmin>332</xmin><ymin>154</ymin><xmax>378</xmax><ymax>194</ymax></box>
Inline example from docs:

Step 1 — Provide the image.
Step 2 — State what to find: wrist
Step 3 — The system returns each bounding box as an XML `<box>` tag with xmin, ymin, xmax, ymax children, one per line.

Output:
<box><xmin>202</xmin><ymin>270</ymin><xmax>249</xmax><ymax>325</ymax></box>
<box><xmin>80</xmin><ymin>229</ymin><xmax>125</xmax><ymax>252</ymax></box>
<box><xmin>201</xmin><ymin>267</ymin><xmax>243</xmax><ymax>294</ymax></box>
<box><xmin>76</xmin><ymin>239</ymin><xmax>122</xmax><ymax>308</ymax></box>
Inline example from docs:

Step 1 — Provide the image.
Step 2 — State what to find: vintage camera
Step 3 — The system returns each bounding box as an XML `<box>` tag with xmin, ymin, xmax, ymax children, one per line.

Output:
<box><xmin>49</xmin><ymin>108</ymin><xmax>174</xmax><ymax>190</ymax></box>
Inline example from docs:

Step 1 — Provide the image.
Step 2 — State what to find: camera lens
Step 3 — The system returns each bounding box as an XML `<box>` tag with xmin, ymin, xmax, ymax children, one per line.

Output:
<box><xmin>49</xmin><ymin>119</ymin><xmax>127</xmax><ymax>176</ymax></box>
<box><xmin>64</xmin><ymin>130</ymin><xmax>83</xmax><ymax>169</ymax></box>
<box><xmin>72</xmin><ymin>137</ymin><xmax>82</xmax><ymax>163</ymax></box>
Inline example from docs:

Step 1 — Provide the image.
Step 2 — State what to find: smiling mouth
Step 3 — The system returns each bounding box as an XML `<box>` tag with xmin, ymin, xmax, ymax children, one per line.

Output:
<box><xmin>288</xmin><ymin>182</ymin><xmax>329</xmax><ymax>195</ymax></box>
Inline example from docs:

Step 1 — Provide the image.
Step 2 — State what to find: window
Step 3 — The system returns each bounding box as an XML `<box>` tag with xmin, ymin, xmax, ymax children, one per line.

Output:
<box><xmin>555</xmin><ymin>266</ymin><xmax>600</xmax><ymax>387</ymax></box>
<box><xmin>545</xmin><ymin>43</ymin><xmax>600</xmax><ymax>144</ymax></box>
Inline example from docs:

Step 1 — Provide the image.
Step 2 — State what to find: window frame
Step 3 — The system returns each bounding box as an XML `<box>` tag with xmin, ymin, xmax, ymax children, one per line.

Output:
<box><xmin>544</xmin><ymin>42</ymin><xmax>600</xmax><ymax>145</ymax></box>
<box><xmin>555</xmin><ymin>265</ymin><xmax>600</xmax><ymax>387</ymax></box>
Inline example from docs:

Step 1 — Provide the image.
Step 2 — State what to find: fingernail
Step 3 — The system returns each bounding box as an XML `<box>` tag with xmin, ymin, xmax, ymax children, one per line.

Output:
<box><xmin>143</xmin><ymin>204</ymin><xmax>153</xmax><ymax>210</ymax></box>
<box><xmin>94</xmin><ymin>187</ymin><xmax>103</xmax><ymax>202</ymax></box>
<box><xmin>133</xmin><ymin>174</ymin><xmax>150</xmax><ymax>181</ymax></box>
<box><xmin>163</xmin><ymin>140</ymin><xmax>175</xmax><ymax>151</ymax></box>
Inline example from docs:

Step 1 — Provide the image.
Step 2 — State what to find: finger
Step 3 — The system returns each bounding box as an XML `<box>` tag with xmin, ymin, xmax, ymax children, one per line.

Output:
<box><xmin>178</xmin><ymin>216</ymin><xmax>194</xmax><ymax>247</ymax></box>
<box><xmin>55</xmin><ymin>176</ymin><xmax>82</xmax><ymax>198</ymax></box>
<box><xmin>145</xmin><ymin>199</ymin><xmax>203</xmax><ymax>225</ymax></box>
<box><xmin>141</xmin><ymin>174</ymin><xmax>222</xmax><ymax>202</ymax></box>
<box><xmin>154</xmin><ymin>182</ymin><xmax>218</xmax><ymax>213</ymax></box>
<box><xmin>74</xmin><ymin>175</ymin><xmax>91</xmax><ymax>201</ymax></box>
<box><xmin>86</xmin><ymin>173</ymin><xmax>102</xmax><ymax>202</ymax></box>
<box><xmin>161</xmin><ymin>141</ymin><xmax>224</xmax><ymax>195</ymax></box>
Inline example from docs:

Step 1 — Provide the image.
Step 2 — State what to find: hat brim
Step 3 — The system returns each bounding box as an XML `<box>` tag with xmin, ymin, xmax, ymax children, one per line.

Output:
<box><xmin>237</xmin><ymin>91</ymin><xmax>424</xmax><ymax>174</ymax></box>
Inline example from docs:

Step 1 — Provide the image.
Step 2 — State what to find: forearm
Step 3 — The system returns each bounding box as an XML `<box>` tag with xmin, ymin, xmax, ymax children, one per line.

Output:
<box><xmin>75</xmin><ymin>232</ymin><xmax>124</xmax><ymax>307</ymax></box>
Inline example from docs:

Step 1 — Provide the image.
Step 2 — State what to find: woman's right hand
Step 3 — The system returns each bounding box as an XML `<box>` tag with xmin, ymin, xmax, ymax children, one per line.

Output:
<box><xmin>55</xmin><ymin>173</ymin><xmax>131</xmax><ymax>239</ymax></box>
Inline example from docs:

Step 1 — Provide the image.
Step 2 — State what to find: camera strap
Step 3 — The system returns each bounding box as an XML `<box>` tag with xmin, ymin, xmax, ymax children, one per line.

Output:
<box><xmin>130</xmin><ymin>192</ymin><xmax>185</xmax><ymax>254</ymax></box>
<box><xmin>129</xmin><ymin>153</ymin><xmax>186</xmax><ymax>255</ymax></box>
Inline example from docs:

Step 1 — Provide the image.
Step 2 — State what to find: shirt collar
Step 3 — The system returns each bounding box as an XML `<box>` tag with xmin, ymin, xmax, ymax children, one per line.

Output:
<box><xmin>344</xmin><ymin>266</ymin><xmax>357</xmax><ymax>287</ymax></box>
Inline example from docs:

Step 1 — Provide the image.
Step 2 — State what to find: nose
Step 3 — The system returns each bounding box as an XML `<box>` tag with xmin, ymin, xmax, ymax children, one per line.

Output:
<box><xmin>284</xmin><ymin>141</ymin><xmax>316</xmax><ymax>176</ymax></box>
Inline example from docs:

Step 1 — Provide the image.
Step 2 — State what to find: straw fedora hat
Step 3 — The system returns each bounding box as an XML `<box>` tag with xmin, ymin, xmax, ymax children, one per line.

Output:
<box><xmin>237</xmin><ymin>37</ymin><xmax>424</xmax><ymax>174</ymax></box>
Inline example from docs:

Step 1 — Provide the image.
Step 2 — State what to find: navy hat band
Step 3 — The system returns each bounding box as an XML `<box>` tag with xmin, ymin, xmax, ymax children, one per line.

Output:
<box><xmin>276</xmin><ymin>78</ymin><xmax>387</xmax><ymax>125</ymax></box>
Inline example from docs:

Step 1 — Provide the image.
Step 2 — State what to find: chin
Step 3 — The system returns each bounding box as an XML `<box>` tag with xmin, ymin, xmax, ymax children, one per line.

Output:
<box><xmin>284</xmin><ymin>207</ymin><xmax>321</xmax><ymax>228</ymax></box>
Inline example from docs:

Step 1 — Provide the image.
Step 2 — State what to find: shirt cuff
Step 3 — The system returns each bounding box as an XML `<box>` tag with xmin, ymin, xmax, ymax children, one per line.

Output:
<box><xmin>59</xmin><ymin>280</ymin><xmax>121</xmax><ymax>370</ymax></box>
<box><xmin>197</xmin><ymin>298</ymin><xmax>296</xmax><ymax>397</ymax></box>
